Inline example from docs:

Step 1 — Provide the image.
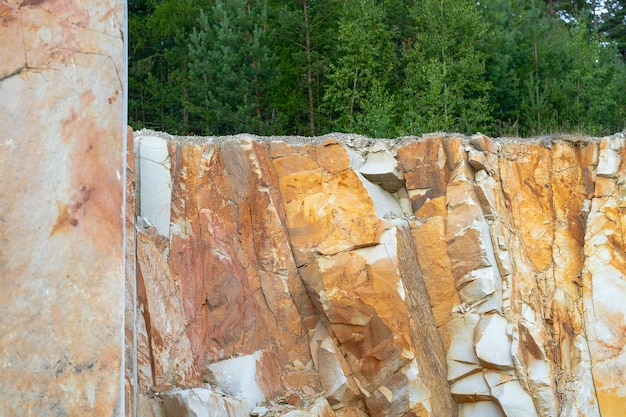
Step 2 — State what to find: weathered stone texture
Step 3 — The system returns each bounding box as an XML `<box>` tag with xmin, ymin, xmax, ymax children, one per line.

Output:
<box><xmin>0</xmin><ymin>1</ymin><xmax>125</xmax><ymax>416</ymax></box>
<box><xmin>131</xmin><ymin>130</ymin><xmax>626</xmax><ymax>417</ymax></box>
<box><xmin>126</xmin><ymin>127</ymin><xmax>138</xmax><ymax>417</ymax></box>
<box><xmin>582</xmin><ymin>136</ymin><xmax>626</xmax><ymax>417</ymax></box>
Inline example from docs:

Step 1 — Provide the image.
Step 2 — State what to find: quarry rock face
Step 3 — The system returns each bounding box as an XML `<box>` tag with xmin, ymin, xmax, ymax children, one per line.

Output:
<box><xmin>0</xmin><ymin>1</ymin><xmax>125</xmax><ymax>416</ymax></box>
<box><xmin>130</xmin><ymin>130</ymin><xmax>625</xmax><ymax>417</ymax></box>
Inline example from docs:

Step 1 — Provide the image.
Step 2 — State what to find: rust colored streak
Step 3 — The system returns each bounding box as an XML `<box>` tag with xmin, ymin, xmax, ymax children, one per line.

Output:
<box><xmin>19</xmin><ymin>0</ymin><xmax>46</xmax><ymax>7</ymax></box>
<box><xmin>0</xmin><ymin>1</ymin><xmax>16</xmax><ymax>24</ymax></box>
<box><xmin>54</xmin><ymin>89</ymin><xmax>123</xmax><ymax>254</ymax></box>
<box><xmin>107</xmin><ymin>89</ymin><xmax>120</xmax><ymax>105</ymax></box>
<box><xmin>521</xmin><ymin>325</ymin><xmax>544</xmax><ymax>360</ymax></box>
<box><xmin>49</xmin><ymin>186</ymin><xmax>94</xmax><ymax>237</ymax></box>
<box><xmin>0</xmin><ymin>1</ymin><xmax>12</xmax><ymax>16</ymax></box>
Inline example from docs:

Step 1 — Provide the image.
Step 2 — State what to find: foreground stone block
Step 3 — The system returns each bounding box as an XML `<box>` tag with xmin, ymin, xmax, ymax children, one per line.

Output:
<box><xmin>0</xmin><ymin>1</ymin><xmax>125</xmax><ymax>415</ymax></box>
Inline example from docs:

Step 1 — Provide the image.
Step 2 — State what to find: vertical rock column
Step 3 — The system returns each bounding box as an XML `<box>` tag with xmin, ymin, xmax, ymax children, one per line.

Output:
<box><xmin>398</xmin><ymin>135</ymin><xmax>579</xmax><ymax>417</ymax></box>
<box><xmin>0</xmin><ymin>1</ymin><xmax>126</xmax><ymax>415</ymax></box>
<box><xmin>272</xmin><ymin>138</ymin><xmax>457</xmax><ymax>417</ymax></box>
<box><xmin>126</xmin><ymin>127</ymin><xmax>138</xmax><ymax>417</ymax></box>
<box><xmin>546</xmin><ymin>140</ymin><xmax>599</xmax><ymax>417</ymax></box>
<box><xmin>132</xmin><ymin>132</ymin><xmax>320</xmax><ymax>403</ymax></box>
<box><xmin>582</xmin><ymin>135</ymin><xmax>626</xmax><ymax>417</ymax></box>
<box><xmin>498</xmin><ymin>138</ymin><xmax>601</xmax><ymax>417</ymax></box>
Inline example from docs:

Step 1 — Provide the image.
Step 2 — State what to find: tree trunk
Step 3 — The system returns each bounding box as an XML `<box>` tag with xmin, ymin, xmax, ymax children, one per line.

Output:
<box><xmin>302</xmin><ymin>0</ymin><xmax>316</xmax><ymax>136</ymax></box>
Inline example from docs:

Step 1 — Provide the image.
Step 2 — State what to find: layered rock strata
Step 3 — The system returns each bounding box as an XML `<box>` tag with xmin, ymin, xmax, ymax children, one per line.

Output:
<box><xmin>130</xmin><ymin>130</ymin><xmax>625</xmax><ymax>417</ymax></box>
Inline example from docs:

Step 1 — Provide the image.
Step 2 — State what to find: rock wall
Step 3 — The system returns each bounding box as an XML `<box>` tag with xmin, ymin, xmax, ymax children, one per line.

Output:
<box><xmin>130</xmin><ymin>130</ymin><xmax>625</xmax><ymax>417</ymax></box>
<box><xmin>0</xmin><ymin>1</ymin><xmax>126</xmax><ymax>416</ymax></box>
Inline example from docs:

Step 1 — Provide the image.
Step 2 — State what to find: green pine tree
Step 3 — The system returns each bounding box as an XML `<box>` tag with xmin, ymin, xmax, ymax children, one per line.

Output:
<box><xmin>128</xmin><ymin>0</ymin><xmax>211</xmax><ymax>134</ymax></box>
<box><xmin>267</xmin><ymin>0</ymin><xmax>340</xmax><ymax>135</ymax></box>
<box><xmin>187</xmin><ymin>0</ymin><xmax>279</xmax><ymax>135</ymax></box>
<box><xmin>599</xmin><ymin>0</ymin><xmax>626</xmax><ymax>62</ymax></box>
<box><xmin>400</xmin><ymin>0</ymin><xmax>492</xmax><ymax>135</ymax></box>
<box><xmin>482</xmin><ymin>0</ymin><xmax>626</xmax><ymax>135</ymax></box>
<box><xmin>322</xmin><ymin>0</ymin><xmax>398</xmax><ymax>137</ymax></box>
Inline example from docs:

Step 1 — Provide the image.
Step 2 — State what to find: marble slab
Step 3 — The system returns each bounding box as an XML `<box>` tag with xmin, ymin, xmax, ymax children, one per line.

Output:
<box><xmin>0</xmin><ymin>0</ymin><xmax>126</xmax><ymax>415</ymax></box>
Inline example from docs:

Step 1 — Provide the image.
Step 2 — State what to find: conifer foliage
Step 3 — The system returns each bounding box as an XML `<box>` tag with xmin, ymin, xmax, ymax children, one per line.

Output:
<box><xmin>187</xmin><ymin>0</ymin><xmax>278</xmax><ymax>134</ymax></box>
<box><xmin>401</xmin><ymin>0</ymin><xmax>492</xmax><ymax>135</ymax></box>
<box><xmin>129</xmin><ymin>0</ymin><xmax>626</xmax><ymax>137</ymax></box>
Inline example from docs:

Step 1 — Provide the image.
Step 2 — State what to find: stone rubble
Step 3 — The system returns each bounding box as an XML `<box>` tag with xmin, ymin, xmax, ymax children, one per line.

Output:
<box><xmin>129</xmin><ymin>130</ymin><xmax>626</xmax><ymax>417</ymax></box>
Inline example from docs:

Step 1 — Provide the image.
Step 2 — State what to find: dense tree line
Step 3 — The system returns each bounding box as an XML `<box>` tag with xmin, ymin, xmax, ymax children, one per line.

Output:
<box><xmin>129</xmin><ymin>0</ymin><xmax>626</xmax><ymax>137</ymax></box>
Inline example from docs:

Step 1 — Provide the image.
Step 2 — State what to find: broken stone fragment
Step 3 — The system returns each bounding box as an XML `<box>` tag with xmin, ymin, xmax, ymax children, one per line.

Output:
<box><xmin>302</xmin><ymin>385</ymin><xmax>316</xmax><ymax>396</ymax></box>
<box><xmin>484</xmin><ymin>371</ymin><xmax>539</xmax><ymax>417</ymax></box>
<box><xmin>162</xmin><ymin>387</ymin><xmax>249</xmax><ymax>417</ymax></box>
<box><xmin>281</xmin><ymin>397</ymin><xmax>336</xmax><ymax>417</ymax></box>
<box><xmin>288</xmin><ymin>394</ymin><xmax>303</xmax><ymax>406</ymax></box>
<box><xmin>510</xmin><ymin>317</ymin><xmax>558</xmax><ymax>417</ymax></box>
<box><xmin>470</xmin><ymin>134</ymin><xmax>498</xmax><ymax>154</ymax></box>
<box><xmin>359</xmin><ymin>143</ymin><xmax>405</xmax><ymax>192</ymax></box>
<box><xmin>250</xmin><ymin>406</ymin><xmax>270</xmax><ymax>417</ymax></box>
<box><xmin>474</xmin><ymin>313</ymin><xmax>514</xmax><ymax>371</ymax></box>
<box><xmin>308</xmin><ymin>322</ymin><xmax>360</xmax><ymax>409</ymax></box>
<box><xmin>136</xmin><ymin>133</ymin><xmax>172</xmax><ymax>237</ymax></box>
<box><xmin>596</xmin><ymin>148</ymin><xmax>621</xmax><ymax>177</ymax></box>
<box><xmin>207</xmin><ymin>351</ymin><xmax>283</xmax><ymax>409</ymax></box>
<box><xmin>450</xmin><ymin>370</ymin><xmax>492</xmax><ymax>402</ymax></box>
<box><xmin>317</xmin><ymin>139</ymin><xmax>353</xmax><ymax>174</ymax></box>
<box><xmin>459</xmin><ymin>401</ymin><xmax>505</xmax><ymax>417</ymax></box>
<box><xmin>473</xmin><ymin>171</ymin><xmax>498</xmax><ymax>218</ymax></box>
<box><xmin>456</xmin><ymin>267</ymin><xmax>497</xmax><ymax>305</ymax></box>
<box><xmin>468</xmin><ymin>149</ymin><xmax>492</xmax><ymax>173</ymax></box>
<box><xmin>491</xmin><ymin>229</ymin><xmax>513</xmax><ymax>277</ymax></box>
<box><xmin>446</xmin><ymin>314</ymin><xmax>481</xmax><ymax>383</ymax></box>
